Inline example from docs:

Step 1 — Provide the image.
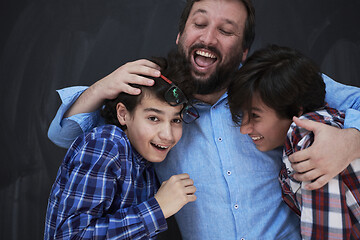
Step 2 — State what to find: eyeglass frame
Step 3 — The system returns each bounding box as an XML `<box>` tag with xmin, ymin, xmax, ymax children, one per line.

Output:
<box><xmin>159</xmin><ymin>74</ymin><xmax>199</xmax><ymax>124</ymax></box>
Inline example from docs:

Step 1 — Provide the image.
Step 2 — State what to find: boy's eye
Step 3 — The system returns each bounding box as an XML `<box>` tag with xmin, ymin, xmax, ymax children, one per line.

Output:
<box><xmin>252</xmin><ymin>113</ymin><xmax>260</xmax><ymax>119</ymax></box>
<box><xmin>148</xmin><ymin>116</ymin><xmax>159</xmax><ymax>122</ymax></box>
<box><xmin>172</xmin><ymin>118</ymin><xmax>182</xmax><ymax>124</ymax></box>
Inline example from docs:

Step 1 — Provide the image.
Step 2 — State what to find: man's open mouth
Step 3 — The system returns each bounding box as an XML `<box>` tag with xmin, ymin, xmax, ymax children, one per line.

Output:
<box><xmin>193</xmin><ymin>49</ymin><xmax>218</xmax><ymax>68</ymax></box>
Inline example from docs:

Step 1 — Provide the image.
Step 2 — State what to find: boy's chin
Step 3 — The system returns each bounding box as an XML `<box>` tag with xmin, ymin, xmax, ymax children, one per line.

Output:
<box><xmin>256</xmin><ymin>145</ymin><xmax>283</xmax><ymax>152</ymax></box>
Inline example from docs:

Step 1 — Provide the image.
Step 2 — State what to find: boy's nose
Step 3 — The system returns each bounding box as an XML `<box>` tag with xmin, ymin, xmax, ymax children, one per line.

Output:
<box><xmin>159</xmin><ymin>124</ymin><xmax>174</xmax><ymax>142</ymax></box>
<box><xmin>240</xmin><ymin>122</ymin><xmax>253</xmax><ymax>135</ymax></box>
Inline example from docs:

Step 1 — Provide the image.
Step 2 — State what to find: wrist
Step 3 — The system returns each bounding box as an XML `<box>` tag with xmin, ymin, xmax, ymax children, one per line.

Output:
<box><xmin>154</xmin><ymin>195</ymin><xmax>170</xmax><ymax>219</ymax></box>
<box><xmin>346</xmin><ymin>128</ymin><xmax>360</xmax><ymax>160</ymax></box>
<box><xmin>90</xmin><ymin>79</ymin><xmax>110</xmax><ymax>103</ymax></box>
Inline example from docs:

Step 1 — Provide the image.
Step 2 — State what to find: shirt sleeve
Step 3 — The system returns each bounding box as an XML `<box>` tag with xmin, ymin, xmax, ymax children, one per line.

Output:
<box><xmin>289</xmin><ymin>117</ymin><xmax>354</xmax><ymax>239</ymax></box>
<box><xmin>47</xmin><ymin>86</ymin><xmax>103</xmax><ymax>148</ymax></box>
<box><xmin>53</xmin><ymin>137</ymin><xmax>167</xmax><ymax>240</ymax></box>
<box><xmin>323</xmin><ymin>74</ymin><xmax>360</xmax><ymax>131</ymax></box>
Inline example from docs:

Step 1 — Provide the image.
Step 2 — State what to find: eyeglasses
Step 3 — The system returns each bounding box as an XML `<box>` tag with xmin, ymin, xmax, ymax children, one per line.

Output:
<box><xmin>160</xmin><ymin>74</ymin><xmax>199</xmax><ymax>124</ymax></box>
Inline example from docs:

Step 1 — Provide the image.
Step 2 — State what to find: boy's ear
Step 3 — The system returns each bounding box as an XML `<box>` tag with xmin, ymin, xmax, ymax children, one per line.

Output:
<box><xmin>116</xmin><ymin>102</ymin><xmax>129</xmax><ymax>126</ymax></box>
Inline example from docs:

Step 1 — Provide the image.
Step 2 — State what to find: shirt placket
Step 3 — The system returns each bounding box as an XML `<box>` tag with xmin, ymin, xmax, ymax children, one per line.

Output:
<box><xmin>210</xmin><ymin>101</ymin><xmax>244</xmax><ymax>238</ymax></box>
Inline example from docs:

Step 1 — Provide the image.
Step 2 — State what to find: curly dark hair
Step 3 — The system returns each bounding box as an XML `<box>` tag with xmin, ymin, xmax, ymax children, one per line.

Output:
<box><xmin>101</xmin><ymin>50</ymin><xmax>194</xmax><ymax>130</ymax></box>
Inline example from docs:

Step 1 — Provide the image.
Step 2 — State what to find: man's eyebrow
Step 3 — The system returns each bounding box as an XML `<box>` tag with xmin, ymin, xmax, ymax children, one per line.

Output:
<box><xmin>223</xmin><ymin>18</ymin><xmax>237</xmax><ymax>27</ymax></box>
<box><xmin>191</xmin><ymin>8</ymin><xmax>207</xmax><ymax>17</ymax></box>
<box><xmin>191</xmin><ymin>8</ymin><xmax>239</xmax><ymax>29</ymax></box>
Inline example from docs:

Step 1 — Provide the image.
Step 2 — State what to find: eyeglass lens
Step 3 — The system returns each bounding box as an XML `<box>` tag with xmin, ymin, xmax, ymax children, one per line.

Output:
<box><xmin>181</xmin><ymin>104</ymin><xmax>200</xmax><ymax>124</ymax></box>
<box><xmin>165</xmin><ymin>86</ymin><xmax>187</xmax><ymax>106</ymax></box>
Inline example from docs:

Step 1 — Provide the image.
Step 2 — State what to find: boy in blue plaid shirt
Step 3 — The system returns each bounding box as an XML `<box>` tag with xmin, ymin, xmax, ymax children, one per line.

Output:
<box><xmin>228</xmin><ymin>45</ymin><xmax>360</xmax><ymax>239</ymax></box>
<box><xmin>44</xmin><ymin>52</ymin><xmax>197</xmax><ymax>240</ymax></box>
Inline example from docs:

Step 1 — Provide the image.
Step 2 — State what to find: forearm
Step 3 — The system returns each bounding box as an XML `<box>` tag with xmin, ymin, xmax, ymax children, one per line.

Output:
<box><xmin>324</xmin><ymin>74</ymin><xmax>360</xmax><ymax>130</ymax></box>
<box><xmin>64</xmin><ymin>59</ymin><xmax>161</xmax><ymax>118</ymax></box>
<box><xmin>324</xmin><ymin>74</ymin><xmax>360</xmax><ymax>111</ymax></box>
<box><xmin>64</xmin><ymin>82</ymin><xmax>106</xmax><ymax>118</ymax></box>
<box><xmin>55</xmin><ymin>198</ymin><xmax>166</xmax><ymax>239</ymax></box>
<box><xmin>344</xmin><ymin>127</ymin><xmax>360</xmax><ymax>160</ymax></box>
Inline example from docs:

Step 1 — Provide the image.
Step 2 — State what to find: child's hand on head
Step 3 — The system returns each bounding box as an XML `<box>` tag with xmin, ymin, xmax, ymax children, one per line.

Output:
<box><xmin>155</xmin><ymin>173</ymin><xmax>197</xmax><ymax>218</ymax></box>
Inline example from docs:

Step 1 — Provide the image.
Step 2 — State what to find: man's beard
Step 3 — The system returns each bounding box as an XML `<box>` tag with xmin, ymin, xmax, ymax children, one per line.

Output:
<box><xmin>178</xmin><ymin>43</ymin><xmax>243</xmax><ymax>95</ymax></box>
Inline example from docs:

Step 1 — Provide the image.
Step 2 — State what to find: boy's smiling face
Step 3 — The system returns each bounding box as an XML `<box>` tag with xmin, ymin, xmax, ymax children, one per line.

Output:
<box><xmin>240</xmin><ymin>95</ymin><xmax>293</xmax><ymax>152</ymax></box>
<box><xmin>117</xmin><ymin>94</ymin><xmax>183</xmax><ymax>163</ymax></box>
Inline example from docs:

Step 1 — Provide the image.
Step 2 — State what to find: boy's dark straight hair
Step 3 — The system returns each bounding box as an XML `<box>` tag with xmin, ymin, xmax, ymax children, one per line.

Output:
<box><xmin>101</xmin><ymin>50</ymin><xmax>193</xmax><ymax>130</ymax></box>
<box><xmin>178</xmin><ymin>0</ymin><xmax>256</xmax><ymax>51</ymax></box>
<box><xmin>228</xmin><ymin>44</ymin><xmax>326</xmax><ymax>125</ymax></box>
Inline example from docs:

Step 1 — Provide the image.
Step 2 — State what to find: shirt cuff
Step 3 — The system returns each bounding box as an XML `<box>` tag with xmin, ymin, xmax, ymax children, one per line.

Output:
<box><xmin>344</xmin><ymin>109</ymin><xmax>360</xmax><ymax>131</ymax></box>
<box><xmin>135</xmin><ymin>197</ymin><xmax>167</xmax><ymax>238</ymax></box>
<box><xmin>47</xmin><ymin>86</ymin><xmax>101</xmax><ymax>148</ymax></box>
<box><xmin>57</xmin><ymin>87</ymin><xmax>101</xmax><ymax>132</ymax></box>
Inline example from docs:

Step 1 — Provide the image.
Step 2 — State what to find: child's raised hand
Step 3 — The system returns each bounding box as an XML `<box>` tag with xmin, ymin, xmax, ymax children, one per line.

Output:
<box><xmin>155</xmin><ymin>173</ymin><xmax>196</xmax><ymax>219</ymax></box>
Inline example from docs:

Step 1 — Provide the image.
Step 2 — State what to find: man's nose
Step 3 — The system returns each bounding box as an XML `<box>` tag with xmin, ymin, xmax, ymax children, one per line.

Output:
<box><xmin>199</xmin><ymin>27</ymin><xmax>218</xmax><ymax>46</ymax></box>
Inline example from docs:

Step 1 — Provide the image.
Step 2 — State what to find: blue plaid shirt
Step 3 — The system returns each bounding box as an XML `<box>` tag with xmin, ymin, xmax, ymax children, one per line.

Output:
<box><xmin>44</xmin><ymin>125</ymin><xmax>167</xmax><ymax>239</ymax></box>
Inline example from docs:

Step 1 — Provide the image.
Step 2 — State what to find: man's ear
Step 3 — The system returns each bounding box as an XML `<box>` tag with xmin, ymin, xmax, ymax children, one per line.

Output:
<box><xmin>116</xmin><ymin>102</ymin><xmax>129</xmax><ymax>126</ymax></box>
<box><xmin>176</xmin><ymin>33</ymin><xmax>180</xmax><ymax>45</ymax></box>
<box><xmin>242</xmin><ymin>48</ymin><xmax>249</xmax><ymax>63</ymax></box>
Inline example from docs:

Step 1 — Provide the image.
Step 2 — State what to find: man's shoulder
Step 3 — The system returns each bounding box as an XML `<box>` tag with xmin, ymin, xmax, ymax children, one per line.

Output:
<box><xmin>299</xmin><ymin>106</ymin><xmax>345</xmax><ymax>128</ymax></box>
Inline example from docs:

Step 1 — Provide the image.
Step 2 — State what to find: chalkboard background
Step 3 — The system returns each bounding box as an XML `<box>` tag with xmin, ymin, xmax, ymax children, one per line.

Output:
<box><xmin>1</xmin><ymin>0</ymin><xmax>359</xmax><ymax>239</ymax></box>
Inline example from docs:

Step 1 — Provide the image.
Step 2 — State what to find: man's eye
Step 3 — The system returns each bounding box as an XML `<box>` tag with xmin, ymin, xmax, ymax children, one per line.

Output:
<box><xmin>194</xmin><ymin>23</ymin><xmax>206</xmax><ymax>28</ymax></box>
<box><xmin>219</xmin><ymin>29</ymin><xmax>233</xmax><ymax>35</ymax></box>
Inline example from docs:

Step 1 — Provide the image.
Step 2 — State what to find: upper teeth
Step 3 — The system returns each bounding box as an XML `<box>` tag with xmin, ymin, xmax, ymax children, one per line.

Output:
<box><xmin>153</xmin><ymin>143</ymin><xmax>170</xmax><ymax>149</ymax></box>
<box><xmin>251</xmin><ymin>136</ymin><xmax>263</xmax><ymax>141</ymax></box>
<box><xmin>196</xmin><ymin>50</ymin><xmax>216</xmax><ymax>58</ymax></box>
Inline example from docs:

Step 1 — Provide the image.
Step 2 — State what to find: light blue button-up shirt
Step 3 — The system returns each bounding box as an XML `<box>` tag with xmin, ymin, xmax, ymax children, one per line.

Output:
<box><xmin>48</xmin><ymin>75</ymin><xmax>360</xmax><ymax>239</ymax></box>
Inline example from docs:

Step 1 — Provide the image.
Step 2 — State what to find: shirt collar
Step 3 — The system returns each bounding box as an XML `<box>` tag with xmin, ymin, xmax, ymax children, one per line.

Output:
<box><xmin>191</xmin><ymin>92</ymin><xmax>228</xmax><ymax>107</ymax></box>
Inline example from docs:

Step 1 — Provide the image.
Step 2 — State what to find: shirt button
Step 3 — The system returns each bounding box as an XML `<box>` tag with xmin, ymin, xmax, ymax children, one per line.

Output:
<box><xmin>227</xmin><ymin>171</ymin><xmax>231</xmax><ymax>176</ymax></box>
<box><xmin>241</xmin><ymin>238</ymin><xmax>245</xmax><ymax>240</ymax></box>
<box><xmin>218</xmin><ymin>137</ymin><xmax>222</xmax><ymax>142</ymax></box>
<box><xmin>234</xmin><ymin>204</ymin><xmax>239</xmax><ymax>209</ymax></box>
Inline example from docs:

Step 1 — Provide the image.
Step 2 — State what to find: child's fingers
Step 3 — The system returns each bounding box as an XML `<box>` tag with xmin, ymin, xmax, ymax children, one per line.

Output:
<box><xmin>185</xmin><ymin>185</ymin><xmax>197</xmax><ymax>195</ymax></box>
<box><xmin>181</xmin><ymin>178</ymin><xmax>194</xmax><ymax>187</ymax></box>
<box><xmin>187</xmin><ymin>194</ymin><xmax>197</xmax><ymax>202</ymax></box>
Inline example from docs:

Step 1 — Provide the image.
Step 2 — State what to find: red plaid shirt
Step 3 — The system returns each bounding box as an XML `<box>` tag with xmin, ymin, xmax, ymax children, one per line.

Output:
<box><xmin>279</xmin><ymin>106</ymin><xmax>360</xmax><ymax>239</ymax></box>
